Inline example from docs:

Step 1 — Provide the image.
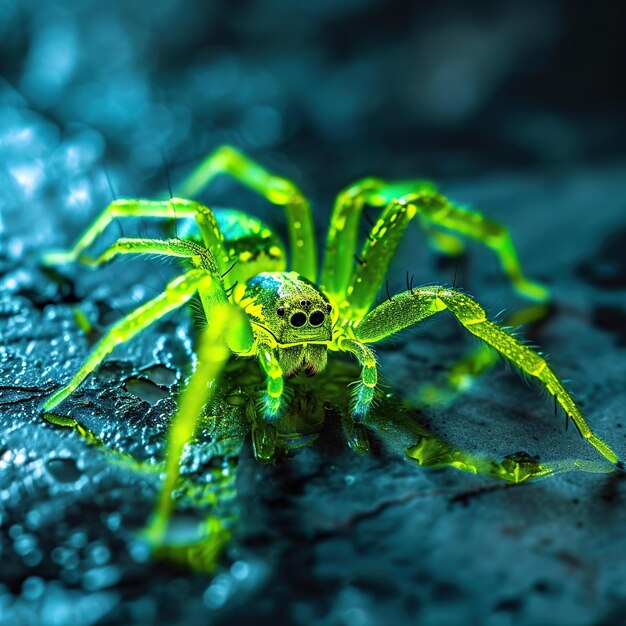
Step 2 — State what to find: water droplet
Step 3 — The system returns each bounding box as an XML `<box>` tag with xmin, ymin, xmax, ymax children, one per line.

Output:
<box><xmin>8</xmin><ymin>524</ymin><xmax>23</xmax><ymax>539</ymax></box>
<box><xmin>106</xmin><ymin>512</ymin><xmax>121</xmax><ymax>532</ymax></box>
<box><xmin>230</xmin><ymin>560</ymin><xmax>250</xmax><ymax>581</ymax></box>
<box><xmin>203</xmin><ymin>574</ymin><xmax>233</xmax><ymax>609</ymax></box>
<box><xmin>124</xmin><ymin>378</ymin><xmax>169</xmax><ymax>405</ymax></box>
<box><xmin>47</xmin><ymin>457</ymin><xmax>81</xmax><ymax>482</ymax></box>
<box><xmin>82</xmin><ymin>565</ymin><xmax>121</xmax><ymax>591</ymax></box>
<box><xmin>21</xmin><ymin>576</ymin><xmax>45</xmax><ymax>601</ymax></box>
<box><xmin>14</xmin><ymin>533</ymin><xmax>36</xmax><ymax>556</ymax></box>
<box><xmin>89</xmin><ymin>542</ymin><xmax>111</xmax><ymax>566</ymax></box>
<box><xmin>69</xmin><ymin>531</ymin><xmax>87</xmax><ymax>549</ymax></box>
<box><xmin>140</xmin><ymin>364</ymin><xmax>177</xmax><ymax>386</ymax></box>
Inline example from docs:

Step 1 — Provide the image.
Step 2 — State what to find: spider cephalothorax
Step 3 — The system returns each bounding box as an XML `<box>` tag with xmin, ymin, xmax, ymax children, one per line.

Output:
<box><xmin>239</xmin><ymin>271</ymin><xmax>336</xmax><ymax>379</ymax></box>
<box><xmin>41</xmin><ymin>145</ymin><xmax>617</xmax><ymax>545</ymax></box>
<box><xmin>240</xmin><ymin>272</ymin><xmax>334</xmax><ymax>346</ymax></box>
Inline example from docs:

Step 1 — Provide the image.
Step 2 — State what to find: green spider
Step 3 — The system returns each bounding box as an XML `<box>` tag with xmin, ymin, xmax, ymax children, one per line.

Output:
<box><xmin>42</xmin><ymin>145</ymin><xmax>617</xmax><ymax>543</ymax></box>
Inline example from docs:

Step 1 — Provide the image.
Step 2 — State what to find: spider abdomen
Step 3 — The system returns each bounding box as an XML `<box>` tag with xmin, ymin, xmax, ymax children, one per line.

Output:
<box><xmin>180</xmin><ymin>208</ymin><xmax>287</xmax><ymax>282</ymax></box>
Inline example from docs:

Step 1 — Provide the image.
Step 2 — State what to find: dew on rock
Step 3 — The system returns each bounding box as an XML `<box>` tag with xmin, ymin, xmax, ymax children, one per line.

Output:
<box><xmin>47</xmin><ymin>457</ymin><xmax>81</xmax><ymax>483</ymax></box>
<box><xmin>9</xmin><ymin>524</ymin><xmax>23</xmax><ymax>540</ymax></box>
<box><xmin>203</xmin><ymin>574</ymin><xmax>234</xmax><ymax>609</ymax></box>
<box><xmin>21</xmin><ymin>576</ymin><xmax>46</xmax><ymax>601</ymax></box>
<box><xmin>128</xmin><ymin>539</ymin><xmax>151</xmax><ymax>565</ymax></box>
<box><xmin>14</xmin><ymin>533</ymin><xmax>37</xmax><ymax>556</ymax></box>
<box><xmin>51</xmin><ymin>546</ymin><xmax>80</xmax><ymax>569</ymax></box>
<box><xmin>105</xmin><ymin>512</ymin><xmax>122</xmax><ymax>532</ymax></box>
<box><xmin>230</xmin><ymin>560</ymin><xmax>250</xmax><ymax>581</ymax></box>
<box><xmin>82</xmin><ymin>565</ymin><xmax>122</xmax><ymax>591</ymax></box>
<box><xmin>26</xmin><ymin>509</ymin><xmax>43</xmax><ymax>530</ymax></box>
<box><xmin>22</xmin><ymin>548</ymin><xmax>43</xmax><ymax>567</ymax></box>
<box><xmin>140</xmin><ymin>364</ymin><xmax>178</xmax><ymax>387</ymax></box>
<box><xmin>88</xmin><ymin>542</ymin><xmax>111</xmax><ymax>566</ymax></box>
<box><xmin>124</xmin><ymin>378</ymin><xmax>170</xmax><ymax>405</ymax></box>
<box><xmin>69</xmin><ymin>531</ymin><xmax>88</xmax><ymax>549</ymax></box>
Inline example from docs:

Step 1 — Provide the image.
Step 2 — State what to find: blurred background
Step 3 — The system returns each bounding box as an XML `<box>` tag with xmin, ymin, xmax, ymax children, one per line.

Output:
<box><xmin>1</xmin><ymin>0</ymin><xmax>625</xmax><ymax>249</ymax></box>
<box><xmin>1</xmin><ymin>1</ymin><xmax>626</xmax><ymax>625</ymax></box>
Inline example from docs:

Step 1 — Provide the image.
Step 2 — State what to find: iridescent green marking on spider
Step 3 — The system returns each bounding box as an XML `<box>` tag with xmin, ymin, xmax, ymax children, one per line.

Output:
<box><xmin>42</xmin><ymin>145</ymin><xmax>618</xmax><ymax>552</ymax></box>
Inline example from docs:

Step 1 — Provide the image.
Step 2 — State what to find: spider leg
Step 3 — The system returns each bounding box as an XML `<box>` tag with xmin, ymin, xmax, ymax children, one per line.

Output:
<box><xmin>42</xmin><ymin>198</ymin><xmax>231</xmax><ymax>273</ymax></box>
<box><xmin>321</xmin><ymin>178</ymin><xmax>548</xmax><ymax>317</ymax></box>
<box><xmin>177</xmin><ymin>145</ymin><xmax>317</xmax><ymax>280</ymax></box>
<box><xmin>145</xmin><ymin>304</ymin><xmax>253</xmax><ymax>545</ymax></box>
<box><xmin>257</xmin><ymin>348</ymin><xmax>285</xmax><ymax>420</ymax></box>
<box><xmin>42</xmin><ymin>269</ymin><xmax>227</xmax><ymax>411</ymax></box>
<box><xmin>321</xmin><ymin>177</ymin><xmax>386</xmax><ymax>300</ymax></box>
<box><xmin>334</xmin><ymin>338</ymin><xmax>378</xmax><ymax>420</ymax></box>
<box><xmin>351</xmin><ymin>286</ymin><xmax>617</xmax><ymax>463</ymax></box>
<box><xmin>352</xmin><ymin>190</ymin><xmax>548</xmax><ymax>316</ymax></box>
<box><xmin>76</xmin><ymin>237</ymin><xmax>217</xmax><ymax>269</ymax></box>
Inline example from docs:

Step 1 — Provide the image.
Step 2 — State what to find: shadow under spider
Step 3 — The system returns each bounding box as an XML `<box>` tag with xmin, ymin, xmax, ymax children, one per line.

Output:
<box><xmin>44</xmin><ymin>353</ymin><xmax>616</xmax><ymax>573</ymax></box>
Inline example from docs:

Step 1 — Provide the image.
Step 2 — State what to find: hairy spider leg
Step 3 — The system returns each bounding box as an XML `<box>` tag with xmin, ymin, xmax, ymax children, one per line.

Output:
<box><xmin>353</xmin><ymin>186</ymin><xmax>549</xmax><ymax>315</ymax></box>
<box><xmin>335</xmin><ymin>338</ymin><xmax>378</xmax><ymax>419</ymax></box>
<box><xmin>257</xmin><ymin>347</ymin><xmax>285</xmax><ymax>420</ymax></box>
<box><xmin>42</xmin><ymin>268</ymin><xmax>227</xmax><ymax>412</ymax></box>
<box><xmin>176</xmin><ymin>145</ymin><xmax>317</xmax><ymax>281</ymax></box>
<box><xmin>77</xmin><ymin>237</ymin><xmax>213</xmax><ymax>269</ymax></box>
<box><xmin>42</xmin><ymin>198</ymin><xmax>232</xmax><ymax>273</ymax></box>
<box><xmin>321</xmin><ymin>177</ymin><xmax>386</xmax><ymax>300</ymax></box>
<box><xmin>145</xmin><ymin>304</ymin><xmax>254</xmax><ymax>545</ymax></box>
<box><xmin>350</xmin><ymin>286</ymin><xmax>617</xmax><ymax>463</ymax></box>
<box><xmin>321</xmin><ymin>179</ymin><xmax>549</xmax><ymax>315</ymax></box>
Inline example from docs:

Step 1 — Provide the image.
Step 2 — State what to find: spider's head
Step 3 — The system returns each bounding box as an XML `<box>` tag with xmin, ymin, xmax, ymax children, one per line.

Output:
<box><xmin>240</xmin><ymin>272</ymin><xmax>335</xmax><ymax>346</ymax></box>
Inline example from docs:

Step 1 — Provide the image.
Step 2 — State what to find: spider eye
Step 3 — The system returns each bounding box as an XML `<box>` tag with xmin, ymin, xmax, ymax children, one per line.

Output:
<box><xmin>276</xmin><ymin>307</ymin><xmax>285</xmax><ymax>317</ymax></box>
<box><xmin>290</xmin><ymin>312</ymin><xmax>307</xmax><ymax>328</ymax></box>
<box><xmin>326</xmin><ymin>304</ymin><xmax>332</xmax><ymax>313</ymax></box>
<box><xmin>309</xmin><ymin>311</ymin><xmax>325</xmax><ymax>326</ymax></box>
